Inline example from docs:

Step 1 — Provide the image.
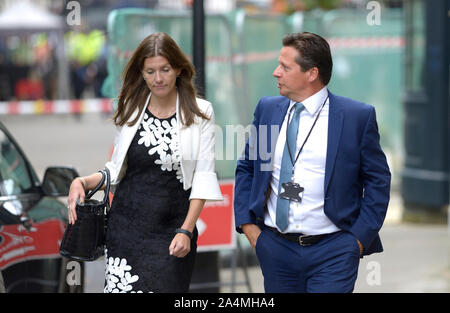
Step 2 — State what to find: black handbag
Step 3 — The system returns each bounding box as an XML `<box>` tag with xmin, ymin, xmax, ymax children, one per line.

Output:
<box><xmin>60</xmin><ymin>168</ymin><xmax>110</xmax><ymax>261</ymax></box>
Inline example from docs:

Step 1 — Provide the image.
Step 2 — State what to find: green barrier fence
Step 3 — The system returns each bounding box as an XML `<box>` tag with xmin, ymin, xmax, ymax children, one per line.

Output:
<box><xmin>102</xmin><ymin>8</ymin><xmax>404</xmax><ymax>184</ymax></box>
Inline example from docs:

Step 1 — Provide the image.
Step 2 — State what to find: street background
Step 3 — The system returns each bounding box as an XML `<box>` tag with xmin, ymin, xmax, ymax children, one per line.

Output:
<box><xmin>0</xmin><ymin>0</ymin><xmax>449</xmax><ymax>293</ymax></box>
<box><xmin>1</xmin><ymin>113</ymin><xmax>448</xmax><ymax>293</ymax></box>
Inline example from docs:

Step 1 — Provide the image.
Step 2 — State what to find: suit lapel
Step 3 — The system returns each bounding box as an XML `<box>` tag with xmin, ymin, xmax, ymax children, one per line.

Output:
<box><xmin>324</xmin><ymin>91</ymin><xmax>344</xmax><ymax>193</ymax></box>
<box><xmin>267</xmin><ymin>97</ymin><xmax>290</xmax><ymax>161</ymax></box>
<box><xmin>261</xmin><ymin>93</ymin><xmax>343</xmax><ymax>195</ymax></box>
<box><xmin>259</xmin><ymin>98</ymin><xmax>289</xmax><ymax>190</ymax></box>
<box><xmin>273</xmin><ymin>97</ymin><xmax>290</xmax><ymax>131</ymax></box>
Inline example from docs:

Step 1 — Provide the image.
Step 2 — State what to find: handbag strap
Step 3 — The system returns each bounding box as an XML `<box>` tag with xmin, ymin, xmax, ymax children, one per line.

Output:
<box><xmin>101</xmin><ymin>167</ymin><xmax>111</xmax><ymax>209</ymax></box>
<box><xmin>82</xmin><ymin>168</ymin><xmax>111</xmax><ymax>213</ymax></box>
<box><xmin>84</xmin><ymin>170</ymin><xmax>106</xmax><ymax>200</ymax></box>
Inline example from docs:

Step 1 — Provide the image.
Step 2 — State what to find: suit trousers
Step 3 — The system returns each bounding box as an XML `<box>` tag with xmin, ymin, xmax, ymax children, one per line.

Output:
<box><xmin>255</xmin><ymin>226</ymin><xmax>360</xmax><ymax>293</ymax></box>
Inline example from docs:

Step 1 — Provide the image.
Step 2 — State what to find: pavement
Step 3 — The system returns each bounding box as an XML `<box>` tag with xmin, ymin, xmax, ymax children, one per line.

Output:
<box><xmin>219</xmin><ymin>193</ymin><xmax>450</xmax><ymax>293</ymax></box>
<box><xmin>219</xmin><ymin>224</ymin><xmax>450</xmax><ymax>293</ymax></box>
<box><xmin>2</xmin><ymin>113</ymin><xmax>449</xmax><ymax>293</ymax></box>
<box><xmin>83</xmin><ymin>183</ymin><xmax>450</xmax><ymax>293</ymax></box>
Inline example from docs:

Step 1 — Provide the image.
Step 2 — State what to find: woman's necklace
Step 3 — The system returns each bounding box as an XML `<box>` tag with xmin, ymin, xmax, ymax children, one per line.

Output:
<box><xmin>149</xmin><ymin>103</ymin><xmax>176</xmax><ymax>119</ymax></box>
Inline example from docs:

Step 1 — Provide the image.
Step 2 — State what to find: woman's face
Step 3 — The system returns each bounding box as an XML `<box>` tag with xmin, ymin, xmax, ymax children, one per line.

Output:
<box><xmin>142</xmin><ymin>56</ymin><xmax>181</xmax><ymax>99</ymax></box>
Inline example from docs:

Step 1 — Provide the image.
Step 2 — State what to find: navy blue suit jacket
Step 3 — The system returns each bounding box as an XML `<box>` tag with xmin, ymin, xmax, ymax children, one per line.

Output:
<box><xmin>234</xmin><ymin>91</ymin><xmax>391</xmax><ymax>256</ymax></box>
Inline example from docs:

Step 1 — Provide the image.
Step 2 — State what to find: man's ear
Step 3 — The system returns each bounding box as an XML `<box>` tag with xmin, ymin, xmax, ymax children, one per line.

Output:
<box><xmin>308</xmin><ymin>67</ymin><xmax>319</xmax><ymax>83</ymax></box>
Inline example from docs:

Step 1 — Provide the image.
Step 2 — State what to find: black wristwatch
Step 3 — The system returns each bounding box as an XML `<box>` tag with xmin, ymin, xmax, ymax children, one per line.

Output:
<box><xmin>175</xmin><ymin>228</ymin><xmax>193</xmax><ymax>239</ymax></box>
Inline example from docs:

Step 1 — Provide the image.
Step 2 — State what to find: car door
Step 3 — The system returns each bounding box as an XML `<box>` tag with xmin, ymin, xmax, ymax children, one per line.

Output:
<box><xmin>0</xmin><ymin>123</ymin><xmax>84</xmax><ymax>293</ymax></box>
<box><xmin>0</xmin><ymin>127</ymin><xmax>41</xmax><ymax>291</ymax></box>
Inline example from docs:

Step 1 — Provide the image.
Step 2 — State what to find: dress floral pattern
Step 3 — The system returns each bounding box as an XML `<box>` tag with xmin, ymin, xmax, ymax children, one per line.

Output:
<box><xmin>104</xmin><ymin>249</ymin><xmax>144</xmax><ymax>293</ymax></box>
<box><xmin>104</xmin><ymin>109</ymin><xmax>197</xmax><ymax>293</ymax></box>
<box><xmin>137</xmin><ymin>112</ymin><xmax>183</xmax><ymax>182</ymax></box>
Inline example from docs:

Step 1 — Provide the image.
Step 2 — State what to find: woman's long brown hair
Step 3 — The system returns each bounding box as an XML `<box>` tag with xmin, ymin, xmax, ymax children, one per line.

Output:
<box><xmin>113</xmin><ymin>32</ymin><xmax>209</xmax><ymax>127</ymax></box>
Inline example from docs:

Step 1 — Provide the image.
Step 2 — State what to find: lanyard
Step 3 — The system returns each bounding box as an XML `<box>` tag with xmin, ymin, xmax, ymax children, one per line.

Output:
<box><xmin>285</xmin><ymin>95</ymin><xmax>329</xmax><ymax>178</ymax></box>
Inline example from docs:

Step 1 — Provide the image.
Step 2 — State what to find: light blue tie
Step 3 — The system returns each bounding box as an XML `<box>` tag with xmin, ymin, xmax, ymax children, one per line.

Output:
<box><xmin>276</xmin><ymin>102</ymin><xmax>304</xmax><ymax>231</ymax></box>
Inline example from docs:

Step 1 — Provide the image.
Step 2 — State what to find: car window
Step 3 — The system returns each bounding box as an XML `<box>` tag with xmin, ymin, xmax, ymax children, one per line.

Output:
<box><xmin>0</xmin><ymin>130</ymin><xmax>33</xmax><ymax>196</ymax></box>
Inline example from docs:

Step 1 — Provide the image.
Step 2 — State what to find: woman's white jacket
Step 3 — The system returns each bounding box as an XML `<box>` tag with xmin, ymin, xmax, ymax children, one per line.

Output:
<box><xmin>105</xmin><ymin>94</ymin><xmax>223</xmax><ymax>201</ymax></box>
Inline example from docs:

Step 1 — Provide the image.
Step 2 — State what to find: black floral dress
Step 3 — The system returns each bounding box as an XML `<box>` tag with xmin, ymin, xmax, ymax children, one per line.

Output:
<box><xmin>104</xmin><ymin>108</ymin><xmax>197</xmax><ymax>293</ymax></box>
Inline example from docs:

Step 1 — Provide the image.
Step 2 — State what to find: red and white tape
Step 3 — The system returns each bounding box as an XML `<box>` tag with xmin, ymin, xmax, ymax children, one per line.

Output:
<box><xmin>0</xmin><ymin>36</ymin><xmax>403</xmax><ymax>116</ymax></box>
<box><xmin>0</xmin><ymin>98</ymin><xmax>113</xmax><ymax>115</ymax></box>
<box><xmin>328</xmin><ymin>36</ymin><xmax>404</xmax><ymax>49</ymax></box>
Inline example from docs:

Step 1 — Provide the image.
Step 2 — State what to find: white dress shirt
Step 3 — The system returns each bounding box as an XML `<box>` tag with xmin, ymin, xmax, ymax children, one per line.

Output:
<box><xmin>264</xmin><ymin>87</ymin><xmax>341</xmax><ymax>235</ymax></box>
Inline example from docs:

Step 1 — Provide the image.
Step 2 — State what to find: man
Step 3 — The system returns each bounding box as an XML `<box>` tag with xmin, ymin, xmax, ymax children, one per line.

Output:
<box><xmin>234</xmin><ymin>32</ymin><xmax>391</xmax><ymax>293</ymax></box>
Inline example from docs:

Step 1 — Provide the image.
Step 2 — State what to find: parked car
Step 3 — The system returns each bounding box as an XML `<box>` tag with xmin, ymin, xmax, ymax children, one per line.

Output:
<box><xmin>0</xmin><ymin>121</ymin><xmax>82</xmax><ymax>292</ymax></box>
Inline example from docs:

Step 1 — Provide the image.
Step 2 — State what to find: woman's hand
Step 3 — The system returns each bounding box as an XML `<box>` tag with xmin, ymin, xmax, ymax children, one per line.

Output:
<box><xmin>67</xmin><ymin>178</ymin><xmax>85</xmax><ymax>225</ymax></box>
<box><xmin>169</xmin><ymin>199</ymin><xmax>205</xmax><ymax>258</ymax></box>
<box><xmin>169</xmin><ymin>233</ymin><xmax>191</xmax><ymax>258</ymax></box>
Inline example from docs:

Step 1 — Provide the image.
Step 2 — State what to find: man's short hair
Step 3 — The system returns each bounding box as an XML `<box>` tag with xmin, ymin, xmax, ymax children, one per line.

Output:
<box><xmin>282</xmin><ymin>32</ymin><xmax>333</xmax><ymax>86</ymax></box>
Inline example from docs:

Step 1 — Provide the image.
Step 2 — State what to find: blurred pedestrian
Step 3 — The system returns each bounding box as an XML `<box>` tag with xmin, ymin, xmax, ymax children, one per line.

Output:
<box><xmin>67</xmin><ymin>32</ymin><xmax>223</xmax><ymax>293</ymax></box>
<box><xmin>234</xmin><ymin>32</ymin><xmax>391</xmax><ymax>293</ymax></box>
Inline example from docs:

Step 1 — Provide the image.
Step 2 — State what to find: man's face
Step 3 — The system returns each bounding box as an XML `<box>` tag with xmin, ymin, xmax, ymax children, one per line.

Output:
<box><xmin>273</xmin><ymin>46</ymin><xmax>312</xmax><ymax>102</ymax></box>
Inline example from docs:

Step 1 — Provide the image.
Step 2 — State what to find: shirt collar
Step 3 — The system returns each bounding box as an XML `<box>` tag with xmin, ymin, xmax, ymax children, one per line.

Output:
<box><xmin>289</xmin><ymin>86</ymin><xmax>329</xmax><ymax>116</ymax></box>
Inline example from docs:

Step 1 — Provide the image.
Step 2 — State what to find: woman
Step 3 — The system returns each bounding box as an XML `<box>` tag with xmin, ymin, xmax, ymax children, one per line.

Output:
<box><xmin>67</xmin><ymin>32</ymin><xmax>223</xmax><ymax>293</ymax></box>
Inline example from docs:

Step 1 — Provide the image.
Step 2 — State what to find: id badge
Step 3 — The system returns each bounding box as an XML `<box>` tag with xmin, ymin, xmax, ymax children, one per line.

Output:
<box><xmin>279</xmin><ymin>181</ymin><xmax>304</xmax><ymax>202</ymax></box>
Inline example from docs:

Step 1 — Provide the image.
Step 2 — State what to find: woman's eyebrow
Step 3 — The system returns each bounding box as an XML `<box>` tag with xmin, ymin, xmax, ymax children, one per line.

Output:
<box><xmin>143</xmin><ymin>64</ymin><xmax>171</xmax><ymax>71</ymax></box>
